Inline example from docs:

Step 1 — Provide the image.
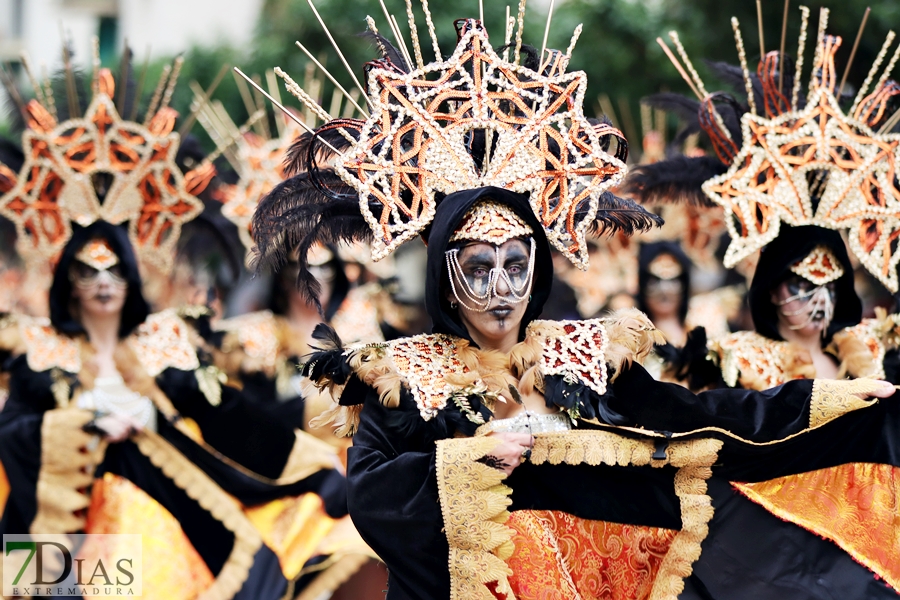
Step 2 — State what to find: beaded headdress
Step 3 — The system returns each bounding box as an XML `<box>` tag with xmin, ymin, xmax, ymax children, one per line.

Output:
<box><xmin>449</xmin><ymin>201</ymin><xmax>534</xmax><ymax>245</ymax></box>
<box><xmin>0</xmin><ymin>49</ymin><xmax>205</xmax><ymax>280</ymax></box>
<box><xmin>75</xmin><ymin>239</ymin><xmax>120</xmax><ymax>270</ymax></box>
<box><xmin>789</xmin><ymin>245</ymin><xmax>844</xmax><ymax>285</ymax></box>
<box><xmin>248</xmin><ymin>7</ymin><xmax>662</xmax><ymax>301</ymax></box>
<box><xmin>626</xmin><ymin>7</ymin><xmax>900</xmax><ymax>291</ymax></box>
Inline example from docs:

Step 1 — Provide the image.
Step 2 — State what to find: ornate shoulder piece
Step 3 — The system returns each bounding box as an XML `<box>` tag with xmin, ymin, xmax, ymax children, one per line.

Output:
<box><xmin>20</xmin><ymin>318</ymin><xmax>81</xmax><ymax>373</ymax></box>
<box><xmin>526</xmin><ymin>319</ymin><xmax>610</xmax><ymax>395</ymax></box>
<box><xmin>370</xmin><ymin>334</ymin><xmax>477</xmax><ymax>421</ymax></box>
<box><xmin>712</xmin><ymin>331</ymin><xmax>814</xmax><ymax>390</ymax></box>
<box><xmin>215</xmin><ymin>310</ymin><xmax>283</xmax><ymax>369</ymax></box>
<box><xmin>130</xmin><ymin>310</ymin><xmax>200</xmax><ymax>377</ymax></box>
<box><xmin>830</xmin><ymin>318</ymin><xmax>887</xmax><ymax>379</ymax></box>
<box><xmin>330</xmin><ymin>284</ymin><xmax>386</xmax><ymax>345</ymax></box>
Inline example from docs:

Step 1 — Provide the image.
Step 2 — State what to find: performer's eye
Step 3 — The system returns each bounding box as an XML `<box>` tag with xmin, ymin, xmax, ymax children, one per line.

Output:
<box><xmin>471</xmin><ymin>267</ymin><xmax>488</xmax><ymax>278</ymax></box>
<box><xmin>507</xmin><ymin>264</ymin><xmax>522</xmax><ymax>275</ymax></box>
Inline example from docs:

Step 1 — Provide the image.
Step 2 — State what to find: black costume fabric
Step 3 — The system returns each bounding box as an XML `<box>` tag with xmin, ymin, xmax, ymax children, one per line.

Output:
<box><xmin>340</xmin><ymin>189</ymin><xmax>899</xmax><ymax>599</ymax></box>
<box><xmin>0</xmin><ymin>226</ymin><xmax>349</xmax><ymax>599</ymax></box>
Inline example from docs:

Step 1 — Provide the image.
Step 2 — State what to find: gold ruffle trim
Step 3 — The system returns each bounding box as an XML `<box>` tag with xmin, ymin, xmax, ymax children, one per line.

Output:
<box><xmin>31</xmin><ymin>408</ymin><xmax>108</xmax><ymax>534</ymax></box>
<box><xmin>435</xmin><ymin>431</ymin><xmax>722</xmax><ymax>600</ymax></box>
<box><xmin>808</xmin><ymin>378</ymin><xmax>883</xmax><ymax>428</ymax></box>
<box><xmin>295</xmin><ymin>555</ymin><xmax>373</xmax><ymax>600</ymax></box>
<box><xmin>132</xmin><ymin>430</ymin><xmax>263</xmax><ymax>600</ymax></box>
<box><xmin>435</xmin><ymin>436</ymin><xmax>515</xmax><ymax>600</ymax></box>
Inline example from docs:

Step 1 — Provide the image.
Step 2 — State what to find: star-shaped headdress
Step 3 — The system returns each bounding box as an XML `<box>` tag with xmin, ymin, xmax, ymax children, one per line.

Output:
<box><xmin>626</xmin><ymin>7</ymin><xmax>900</xmax><ymax>291</ymax></box>
<box><xmin>0</xmin><ymin>53</ymin><xmax>204</xmax><ymax>280</ymax></box>
<box><xmin>249</xmin><ymin>11</ymin><xmax>661</xmax><ymax>300</ymax></box>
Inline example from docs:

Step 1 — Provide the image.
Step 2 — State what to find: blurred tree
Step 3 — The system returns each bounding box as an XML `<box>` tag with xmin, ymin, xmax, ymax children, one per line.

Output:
<box><xmin>4</xmin><ymin>0</ymin><xmax>896</xmax><ymax>159</ymax></box>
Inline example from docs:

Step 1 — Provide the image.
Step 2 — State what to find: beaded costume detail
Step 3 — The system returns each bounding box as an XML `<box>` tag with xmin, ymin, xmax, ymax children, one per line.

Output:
<box><xmin>334</xmin><ymin>20</ymin><xmax>627</xmax><ymax>268</ymax></box>
<box><xmin>0</xmin><ymin>79</ymin><xmax>203</xmax><ymax>276</ymax></box>
<box><xmin>789</xmin><ymin>245</ymin><xmax>845</xmax><ymax>285</ymax></box>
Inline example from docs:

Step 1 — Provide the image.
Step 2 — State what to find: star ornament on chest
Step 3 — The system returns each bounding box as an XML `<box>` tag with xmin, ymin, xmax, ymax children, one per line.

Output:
<box><xmin>702</xmin><ymin>85</ymin><xmax>900</xmax><ymax>291</ymax></box>
<box><xmin>0</xmin><ymin>74</ymin><xmax>203</xmax><ymax>275</ymax></box>
<box><xmin>335</xmin><ymin>20</ymin><xmax>627</xmax><ymax>269</ymax></box>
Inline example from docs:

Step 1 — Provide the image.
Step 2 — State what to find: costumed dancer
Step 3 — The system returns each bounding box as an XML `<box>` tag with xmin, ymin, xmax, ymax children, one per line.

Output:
<box><xmin>189</xmin><ymin>80</ymin><xmax>388</xmax><ymax>598</ymax></box>
<box><xmin>626</xmin><ymin>6</ymin><xmax>900</xmax><ymax>595</ymax></box>
<box><xmin>0</xmin><ymin>51</ymin><xmax>350</xmax><ymax>599</ymax></box>
<box><xmin>251</xmin><ymin>8</ymin><xmax>899</xmax><ymax>599</ymax></box>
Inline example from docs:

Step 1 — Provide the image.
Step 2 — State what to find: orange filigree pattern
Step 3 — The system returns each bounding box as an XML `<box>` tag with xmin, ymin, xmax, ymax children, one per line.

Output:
<box><xmin>505</xmin><ymin>511</ymin><xmax>677</xmax><ymax>600</ymax></box>
<box><xmin>0</xmin><ymin>69</ymin><xmax>203</xmax><ymax>277</ymax></box>
<box><xmin>220</xmin><ymin>124</ymin><xmax>304</xmax><ymax>261</ymax></box>
<box><xmin>734</xmin><ymin>463</ymin><xmax>900</xmax><ymax>590</ymax></box>
<box><xmin>702</xmin><ymin>34</ymin><xmax>900</xmax><ymax>291</ymax></box>
<box><xmin>336</xmin><ymin>20</ymin><xmax>627</xmax><ymax>268</ymax></box>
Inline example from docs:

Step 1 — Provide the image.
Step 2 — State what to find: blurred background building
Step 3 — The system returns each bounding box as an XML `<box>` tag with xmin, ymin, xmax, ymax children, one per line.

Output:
<box><xmin>0</xmin><ymin>0</ymin><xmax>261</xmax><ymax>100</ymax></box>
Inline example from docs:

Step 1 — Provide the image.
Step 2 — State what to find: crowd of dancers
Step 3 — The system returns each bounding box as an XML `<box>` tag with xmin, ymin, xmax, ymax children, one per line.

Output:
<box><xmin>0</xmin><ymin>2</ymin><xmax>898</xmax><ymax>599</ymax></box>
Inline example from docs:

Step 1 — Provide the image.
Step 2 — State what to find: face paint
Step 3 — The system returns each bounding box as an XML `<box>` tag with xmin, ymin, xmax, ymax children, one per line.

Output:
<box><xmin>446</xmin><ymin>238</ymin><xmax>535</xmax><ymax>312</ymax></box>
<box><xmin>775</xmin><ymin>281</ymin><xmax>835</xmax><ymax>336</ymax></box>
<box><xmin>70</xmin><ymin>261</ymin><xmax>127</xmax><ymax>291</ymax></box>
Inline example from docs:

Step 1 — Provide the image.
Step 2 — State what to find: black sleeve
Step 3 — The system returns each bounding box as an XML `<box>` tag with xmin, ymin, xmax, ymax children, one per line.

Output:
<box><xmin>0</xmin><ymin>357</ymin><xmax>60</xmax><ymax>533</ymax></box>
<box><xmin>346</xmin><ymin>388</ymin><xmax>450</xmax><ymax>600</ymax></box>
<box><xmin>156</xmin><ymin>368</ymin><xmax>297</xmax><ymax>479</ymax></box>
<box><xmin>604</xmin><ymin>362</ymin><xmax>816</xmax><ymax>441</ymax></box>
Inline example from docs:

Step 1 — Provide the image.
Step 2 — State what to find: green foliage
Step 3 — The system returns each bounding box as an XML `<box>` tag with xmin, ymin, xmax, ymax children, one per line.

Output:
<box><xmin>4</xmin><ymin>0</ymin><xmax>896</xmax><ymax>154</ymax></box>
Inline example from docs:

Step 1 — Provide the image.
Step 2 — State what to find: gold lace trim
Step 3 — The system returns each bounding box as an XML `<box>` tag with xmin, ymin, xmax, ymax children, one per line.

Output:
<box><xmin>808</xmin><ymin>378</ymin><xmax>883</xmax><ymax>428</ymax></box>
<box><xmin>31</xmin><ymin>408</ymin><xmax>108</xmax><ymax>534</ymax></box>
<box><xmin>435</xmin><ymin>436</ymin><xmax>515</xmax><ymax>600</ymax></box>
<box><xmin>435</xmin><ymin>431</ymin><xmax>722</xmax><ymax>600</ymax></box>
<box><xmin>132</xmin><ymin>429</ymin><xmax>263</xmax><ymax>600</ymax></box>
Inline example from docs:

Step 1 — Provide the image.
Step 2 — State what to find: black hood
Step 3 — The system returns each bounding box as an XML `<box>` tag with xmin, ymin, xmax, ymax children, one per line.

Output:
<box><xmin>50</xmin><ymin>221</ymin><xmax>151</xmax><ymax>339</ymax></box>
<box><xmin>424</xmin><ymin>187</ymin><xmax>553</xmax><ymax>342</ymax></box>
<box><xmin>749</xmin><ymin>225</ymin><xmax>860</xmax><ymax>342</ymax></box>
<box><xmin>636</xmin><ymin>240</ymin><xmax>692</xmax><ymax>324</ymax></box>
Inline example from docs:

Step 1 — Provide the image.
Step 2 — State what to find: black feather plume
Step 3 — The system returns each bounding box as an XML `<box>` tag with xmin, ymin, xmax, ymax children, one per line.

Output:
<box><xmin>360</xmin><ymin>31</ymin><xmax>410</xmax><ymax>73</ymax></box>
<box><xmin>623</xmin><ymin>156</ymin><xmax>728</xmax><ymax>207</ymax></box>
<box><xmin>587</xmin><ymin>192</ymin><xmax>664</xmax><ymax>236</ymax></box>
<box><xmin>283</xmin><ymin>121</ymin><xmax>362</xmax><ymax>177</ymax></box>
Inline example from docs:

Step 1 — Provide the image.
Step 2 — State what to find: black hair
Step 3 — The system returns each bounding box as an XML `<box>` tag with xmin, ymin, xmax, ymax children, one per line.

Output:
<box><xmin>49</xmin><ymin>221</ymin><xmax>150</xmax><ymax>338</ymax></box>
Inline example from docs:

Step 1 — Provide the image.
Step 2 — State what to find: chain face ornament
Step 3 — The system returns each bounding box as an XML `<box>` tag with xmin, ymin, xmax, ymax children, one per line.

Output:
<box><xmin>446</xmin><ymin>238</ymin><xmax>535</xmax><ymax>312</ymax></box>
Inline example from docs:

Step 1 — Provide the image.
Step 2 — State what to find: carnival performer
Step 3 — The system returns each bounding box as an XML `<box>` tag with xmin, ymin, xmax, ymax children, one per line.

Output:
<box><xmin>636</xmin><ymin>241</ymin><xmax>693</xmax><ymax>346</ymax></box>
<box><xmin>251</xmin><ymin>12</ymin><xmax>898</xmax><ymax>599</ymax></box>
<box><xmin>190</xmin><ymin>87</ymin><xmax>388</xmax><ymax>598</ymax></box>
<box><xmin>626</xmin><ymin>6</ymin><xmax>900</xmax><ymax>596</ymax></box>
<box><xmin>0</xmin><ymin>56</ymin><xmax>355</xmax><ymax>599</ymax></box>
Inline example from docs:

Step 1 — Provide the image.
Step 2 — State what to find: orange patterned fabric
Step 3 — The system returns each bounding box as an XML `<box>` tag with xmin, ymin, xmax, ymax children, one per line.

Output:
<box><xmin>504</xmin><ymin>510</ymin><xmax>677</xmax><ymax>600</ymax></box>
<box><xmin>734</xmin><ymin>463</ymin><xmax>900</xmax><ymax>590</ymax></box>
<box><xmin>85</xmin><ymin>472</ymin><xmax>214</xmax><ymax>599</ymax></box>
